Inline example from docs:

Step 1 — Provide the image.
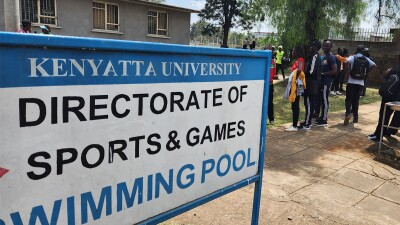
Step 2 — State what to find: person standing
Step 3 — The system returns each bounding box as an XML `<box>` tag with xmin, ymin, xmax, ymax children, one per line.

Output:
<box><xmin>331</xmin><ymin>48</ymin><xmax>343</xmax><ymax>96</ymax></box>
<box><xmin>343</xmin><ymin>45</ymin><xmax>376</xmax><ymax>125</ymax></box>
<box><xmin>285</xmin><ymin>45</ymin><xmax>305</xmax><ymax>131</ymax></box>
<box><xmin>368</xmin><ymin>54</ymin><xmax>400</xmax><ymax>141</ymax></box>
<box><xmin>17</xmin><ymin>19</ymin><xmax>32</xmax><ymax>33</ymax></box>
<box><xmin>314</xmin><ymin>40</ymin><xmax>337</xmax><ymax>127</ymax></box>
<box><xmin>276</xmin><ymin>46</ymin><xmax>285</xmax><ymax>79</ymax></box>
<box><xmin>268</xmin><ymin>58</ymin><xmax>275</xmax><ymax>125</ymax></box>
<box><xmin>299</xmin><ymin>40</ymin><xmax>321</xmax><ymax>130</ymax></box>
<box><xmin>360</xmin><ymin>48</ymin><xmax>374</xmax><ymax>96</ymax></box>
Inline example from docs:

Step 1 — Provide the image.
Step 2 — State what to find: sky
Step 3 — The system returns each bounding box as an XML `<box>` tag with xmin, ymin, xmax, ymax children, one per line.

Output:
<box><xmin>164</xmin><ymin>0</ymin><xmax>391</xmax><ymax>32</ymax></box>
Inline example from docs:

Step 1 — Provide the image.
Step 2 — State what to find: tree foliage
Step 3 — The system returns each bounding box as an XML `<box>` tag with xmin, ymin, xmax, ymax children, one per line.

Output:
<box><xmin>373</xmin><ymin>0</ymin><xmax>400</xmax><ymax>27</ymax></box>
<box><xmin>258</xmin><ymin>0</ymin><xmax>366</xmax><ymax>47</ymax></box>
<box><xmin>190</xmin><ymin>20</ymin><xmax>222</xmax><ymax>39</ymax></box>
<box><xmin>199</xmin><ymin>0</ymin><xmax>252</xmax><ymax>48</ymax></box>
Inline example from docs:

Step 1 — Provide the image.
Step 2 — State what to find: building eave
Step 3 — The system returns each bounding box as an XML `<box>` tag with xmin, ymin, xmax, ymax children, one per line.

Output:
<box><xmin>120</xmin><ymin>0</ymin><xmax>201</xmax><ymax>13</ymax></box>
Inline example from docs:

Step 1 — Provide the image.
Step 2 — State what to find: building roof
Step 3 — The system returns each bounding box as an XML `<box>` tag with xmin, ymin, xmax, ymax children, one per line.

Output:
<box><xmin>123</xmin><ymin>0</ymin><xmax>200</xmax><ymax>13</ymax></box>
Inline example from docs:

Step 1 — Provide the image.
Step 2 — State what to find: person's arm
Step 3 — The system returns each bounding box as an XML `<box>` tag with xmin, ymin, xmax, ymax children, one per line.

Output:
<box><xmin>336</xmin><ymin>55</ymin><xmax>347</xmax><ymax>63</ymax></box>
<box><xmin>366</xmin><ymin>58</ymin><xmax>377</xmax><ymax>74</ymax></box>
<box><xmin>322</xmin><ymin>56</ymin><xmax>337</xmax><ymax>76</ymax></box>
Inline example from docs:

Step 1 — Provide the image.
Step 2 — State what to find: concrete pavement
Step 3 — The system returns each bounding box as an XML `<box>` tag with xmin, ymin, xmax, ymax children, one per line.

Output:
<box><xmin>165</xmin><ymin>101</ymin><xmax>400</xmax><ymax>225</ymax></box>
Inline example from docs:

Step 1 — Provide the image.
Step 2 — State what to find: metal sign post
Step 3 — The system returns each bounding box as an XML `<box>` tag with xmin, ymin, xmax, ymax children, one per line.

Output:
<box><xmin>0</xmin><ymin>32</ymin><xmax>271</xmax><ymax>225</ymax></box>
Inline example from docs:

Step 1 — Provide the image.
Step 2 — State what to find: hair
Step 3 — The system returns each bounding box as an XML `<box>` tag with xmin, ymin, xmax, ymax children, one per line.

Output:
<box><xmin>310</xmin><ymin>39</ymin><xmax>321</xmax><ymax>50</ymax></box>
<box><xmin>294</xmin><ymin>45</ymin><xmax>304</xmax><ymax>58</ymax></box>
<box><xmin>342</xmin><ymin>48</ymin><xmax>348</xmax><ymax>57</ymax></box>
<box><xmin>21</xmin><ymin>19</ymin><xmax>31</xmax><ymax>27</ymax></box>
<box><xmin>337</xmin><ymin>47</ymin><xmax>343</xmax><ymax>56</ymax></box>
<box><xmin>323</xmin><ymin>39</ymin><xmax>333</xmax><ymax>66</ymax></box>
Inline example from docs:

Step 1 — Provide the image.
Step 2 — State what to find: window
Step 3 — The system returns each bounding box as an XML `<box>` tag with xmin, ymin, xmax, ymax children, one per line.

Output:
<box><xmin>21</xmin><ymin>0</ymin><xmax>57</xmax><ymax>25</ymax></box>
<box><xmin>148</xmin><ymin>10</ymin><xmax>168</xmax><ymax>36</ymax></box>
<box><xmin>93</xmin><ymin>2</ymin><xmax>120</xmax><ymax>31</ymax></box>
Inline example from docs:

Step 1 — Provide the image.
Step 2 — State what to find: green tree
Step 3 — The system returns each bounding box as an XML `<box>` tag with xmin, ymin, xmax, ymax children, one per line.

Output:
<box><xmin>373</xmin><ymin>0</ymin><xmax>400</xmax><ymax>27</ymax></box>
<box><xmin>260</xmin><ymin>0</ymin><xmax>366</xmax><ymax>47</ymax></box>
<box><xmin>199</xmin><ymin>0</ymin><xmax>251</xmax><ymax>48</ymax></box>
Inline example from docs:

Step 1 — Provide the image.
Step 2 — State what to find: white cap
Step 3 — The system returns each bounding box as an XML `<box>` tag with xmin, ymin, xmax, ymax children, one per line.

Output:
<box><xmin>278</xmin><ymin>45</ymin><xmax>282</xmax><ymax>48</ymax></box>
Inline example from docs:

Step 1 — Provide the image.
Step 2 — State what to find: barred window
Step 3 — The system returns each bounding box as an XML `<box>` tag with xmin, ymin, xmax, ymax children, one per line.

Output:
<box><xmin>148</xmin><ymin>10</ymin><xmax>168</xmax><ymax>36</ymax></box>
<box><xmin>21</xmin><ymin>0</ymin><xmax>57</xmax><ymax>25</ymax></box>
<box><xmin>93</xmin><ymin>2</ymin><xmax>120</xmax><ymax>31</ymax></box>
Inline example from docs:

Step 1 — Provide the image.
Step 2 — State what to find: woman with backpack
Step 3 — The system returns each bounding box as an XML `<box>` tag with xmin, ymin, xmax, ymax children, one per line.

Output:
<box><xmin>368</xmin><ymin>54</ymin><xmax>400</xmax><ymax>141</ymax></box>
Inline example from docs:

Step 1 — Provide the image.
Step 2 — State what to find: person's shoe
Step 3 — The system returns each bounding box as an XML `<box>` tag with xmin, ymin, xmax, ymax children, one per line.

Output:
<box><xmin>344</xmin><ymin>114</ymin><xmax>351</xmax><ymax>126</ymax></box>
<box><xmin>298</xmin><ymin>124</ymin><xmax>311</xmax><ymax>130</ymax></box>
<box><xmin>270</xmin><ymin>120</ymin><xmax>275</xmax><ymax>125</ymax></box>
<box><xmin>330</xmin><ymin>91</ymin><xmax>336</xmax><ymax>96</ymax></box>
<box><xmin>336</xmin><ymin>91</ymin><xmax>342</xmax><ymax>95</ymax></box>
<box><xmin>368</xmin><ymin>136</ymin><xmax>380</xmax><ymax>142</ymax></box>
<box><xmin>353</xmin><ymin>117</ymin><xmax>358</xmax><ymax>123</ymax></box>
<box><xmin>285</xmin><ymin>125</ymin><xmax>298</xmax><ymax>132</ymax></box>
<box><xmin>314</xmin><ymin>120</ymin><xmax>328</xmax><ymax>127</ymax></box>
<box><xmin>367</xmin><ymin>133</ymin><xmax>377</xmax><ymax>138</ymax></box>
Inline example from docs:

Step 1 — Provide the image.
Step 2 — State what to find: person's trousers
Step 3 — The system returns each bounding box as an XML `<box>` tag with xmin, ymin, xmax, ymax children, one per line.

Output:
<box><xmin>291</xmin><ymin>95</ymin><xmax>300</xmax><ymax>127</ymax></box>
<box><xmin>268</xmin><ymin>83</ymin><xmax>274</xmax><ymax>122</ymax></box>
<box><xmin>360</xmin><ymin>75</ymin><xmax>368</xmax><ymax>96</ymax></box>
<box><xmin>389</xmin><ymin>111</ymin><xmax>400</xmax><ymax>134</ymax></box>
<box><xmin>374</xmin><ymin>99</ymin><xmax>395</xmax><ymax>137</ymax></box>
<box><xmin>339</xmin><ymin>70</ymin><xmax>345</xmax><ymax>91</ymax></box>
<box><xmin>345</xmin><ymin>83</ymin><xmax>362</xmax><ymax>118</ymax></box>
<box><xmin>318</xmin><ymin>84</ymin><xmax>330</xmax><ymax>120</ymax></box>
<box><xmin>303</xmin><ymin>93</ymin><xmax>316</xmax><ymax>125</ymax></box>
<box><xmin>331</xmin><ymin>72</ymin><xmax>341</xmax><ymax>92</ymax></box>
<box><xmin>276</xmin><ymin>63</ymin><xmax>285</xmax><ymax>79</ymax></box>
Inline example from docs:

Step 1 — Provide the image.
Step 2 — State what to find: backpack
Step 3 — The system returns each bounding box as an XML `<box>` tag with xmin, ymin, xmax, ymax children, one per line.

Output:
<box><xmin>379</xmin><ymin>65</ymin><xmax>400</xmax><ymax>101</ymax></box>
<box><xmin>350</xmin><ymin>55</ymin><xmax>369</xmax><ymax>80</ymax></box>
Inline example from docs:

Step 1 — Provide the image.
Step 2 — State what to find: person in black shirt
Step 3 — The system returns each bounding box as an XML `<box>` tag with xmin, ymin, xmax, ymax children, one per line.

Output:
<box><xmin>299</xmin><ymin>40</ymin><xmax>321</xmax><ymax>130</ymax></box>
<box><xmin>368</xmin><ymin>54</ymin><xmax>400</xmax><ymax>141</ymax></box>
<box><xmin>314</xmin><ymin>40</ymin><xmax>337</xmax><ymax>126</ymax></box>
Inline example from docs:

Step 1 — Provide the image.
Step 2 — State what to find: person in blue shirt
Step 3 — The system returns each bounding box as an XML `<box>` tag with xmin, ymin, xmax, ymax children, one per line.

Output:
<box><xmin>314</xmin><ymin>40</ymin><xmax>337</xmax><ymax>126</ymax></box>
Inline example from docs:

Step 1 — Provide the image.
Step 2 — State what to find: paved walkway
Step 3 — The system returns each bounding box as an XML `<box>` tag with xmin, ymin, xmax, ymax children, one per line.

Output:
<box><xmin>166</xmin><ymin>102</ymin><xmax>400</xmax><ymax>225</ymax></box>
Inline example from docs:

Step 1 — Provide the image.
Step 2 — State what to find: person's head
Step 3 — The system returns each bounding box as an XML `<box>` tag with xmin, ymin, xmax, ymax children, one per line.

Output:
<box><xmin>337</xmin><ymin>47</ymin><xmax>343</xmax><ymax>56</ymax></box>
<box><xmin>292</xmin><ymin>45</ymin><xmax>304</xmax><ymax>59</ymax></box>
<box><xmin>40</xmin><ymin>25</ymin><xmax>51</xmax><ymax>34</ymax></box>
<box><xmin>21</xmin><ymin>19</ymin><xmax>31</xmax><ymax>32</ymax></box>
<box><xmin>356</xmin><ymin>45</ymin><xmax>365</xmax><ymax>54</ymax></box>
<box><xmin>243</xmin><ymin>44</ymin><xmax>248</xmax><ymax>49</ymax></box>
<box><xmin>271</xmin><ymin>46</ymin><xmax>275</xmax><ymax>51</ymax></box>
<box><xmin>278</xmin><ymin>45</ymin><xmax>282</xmax><ymax>51</ymax></box>
<box><xmin>309</xmin><ymin>40</ymin><xmax>321</xmax><ymax>54</ymax></box>
<box><xmin>343</xmin><ymin>48</ymin><xmax>349</xmax><ymax>56</ymax></box>
<box><xmin>363</xmin><ymin>47</ymin><xmax>370</xmax><ymax>57</ymax></box>
<box><xmin>322</xmin><ymin>40</ymin><xmax>333</xmax><ymax>54</ymax></box>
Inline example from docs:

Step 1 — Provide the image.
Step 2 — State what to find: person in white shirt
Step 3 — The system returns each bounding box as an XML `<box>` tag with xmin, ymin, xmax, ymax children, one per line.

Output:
<box><xmin>343</xmin><ymin>45</ymin><xmax>376</xmax><ymax>125</ymax></box>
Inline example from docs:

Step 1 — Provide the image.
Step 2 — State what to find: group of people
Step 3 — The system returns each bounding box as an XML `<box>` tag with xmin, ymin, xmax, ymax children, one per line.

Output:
<box><xmin>267</xmin><ymin>39</ymin><xmax>400</xmax><ymax>142</ymax></box>
<box><xmin>17</xmin><ymin>19</ymin><xmax>52</xmax><ymax>35</ymax></box>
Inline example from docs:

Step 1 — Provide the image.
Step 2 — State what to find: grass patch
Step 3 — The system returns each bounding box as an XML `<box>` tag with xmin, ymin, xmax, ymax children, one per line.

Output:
<box><xmin>270</xmin><ymin>80</ymin><xmax>381</xmax><ymax>127</ymax></box>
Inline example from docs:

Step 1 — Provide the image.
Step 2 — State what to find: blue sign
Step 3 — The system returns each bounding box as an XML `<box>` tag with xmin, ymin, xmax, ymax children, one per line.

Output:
<box><xmin>0</xmin><ymin>32</ymin><xmax>271</xmax><ymax>225</ymax></box>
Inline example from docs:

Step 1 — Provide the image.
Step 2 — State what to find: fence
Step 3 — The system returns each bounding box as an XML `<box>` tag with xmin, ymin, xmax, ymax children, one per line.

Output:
<box><xmin>328</xmin><ymin>28</ymin><xmax>393</xmax><ymax>42</ymax></box>
<box><xmin>190</xmin><ymin>36</ymin><xmax>244</xmax><ymax>48</ymax></box>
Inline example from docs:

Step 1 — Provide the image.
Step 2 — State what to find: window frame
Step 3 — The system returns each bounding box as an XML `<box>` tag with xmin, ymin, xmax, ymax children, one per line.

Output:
<box><xmin>92</xmin><ymin>1</ymin><xmax>121</xmax><ymax>32</ymax></box>
<box><xmin>21</xmin><ymin>0</ymin><xmax>58</xmax><ymax>26</ymax></box>
<box><xmin>147</xmin><ymin>10</ymin><xmax>169</xmax><ymax>37</ymax></box>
